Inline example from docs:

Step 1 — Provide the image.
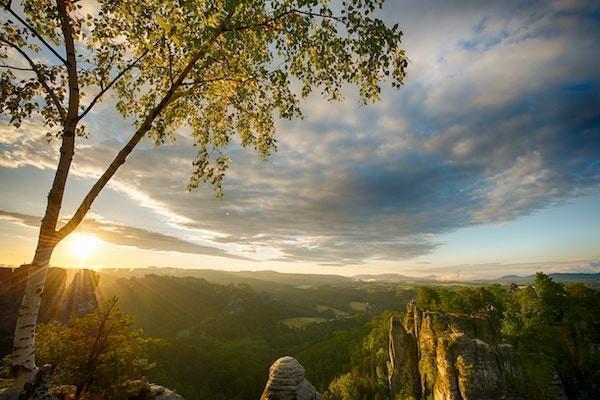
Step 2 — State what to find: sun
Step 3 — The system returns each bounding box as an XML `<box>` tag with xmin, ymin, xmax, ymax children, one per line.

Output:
<box><xmin>69</xmin><ymin>233</ymin><xmax>100</xmax><ymax>261</ymax></box>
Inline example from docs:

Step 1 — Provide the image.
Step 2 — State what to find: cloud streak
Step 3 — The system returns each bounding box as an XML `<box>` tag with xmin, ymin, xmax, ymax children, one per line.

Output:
<box><xmin>0</xmin><ymin>210</ymin><xmax>249</xmax><ymax>261</ymax></box>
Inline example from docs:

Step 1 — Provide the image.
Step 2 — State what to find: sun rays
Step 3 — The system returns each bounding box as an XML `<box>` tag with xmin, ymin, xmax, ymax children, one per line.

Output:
<box><xmin>68</xmin><ymin>234</ymin><xmax>101</xmax><ymax>268</ymax></box>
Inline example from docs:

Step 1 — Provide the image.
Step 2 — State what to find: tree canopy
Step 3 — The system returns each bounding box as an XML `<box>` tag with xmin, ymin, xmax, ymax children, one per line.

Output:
<box><xmin>1</xmin><ymin>0</ymin><xmax>407</xmax><ymax>199</ymax></box>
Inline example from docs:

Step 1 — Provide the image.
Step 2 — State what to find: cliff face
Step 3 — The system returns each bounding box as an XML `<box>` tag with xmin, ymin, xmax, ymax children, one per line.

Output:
<box><xmin>388</xmin><ymin>316</ymin><xmax>419</xmax><ymax>400</ymax></box>
<box><xmin>388</xmin><ymin>302</ymin><xmax>567</xmax><ymax>400</ymax></box>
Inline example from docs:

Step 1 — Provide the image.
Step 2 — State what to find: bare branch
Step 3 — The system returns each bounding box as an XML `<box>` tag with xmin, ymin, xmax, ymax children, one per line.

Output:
<box><xmin>3</xmin><ymin>4</ymin><xmax>68</xmax><ymax>65</ymax></box>
<box><xmin>0</xmin><ymin>63</ymin><xmax>34</xmax><ymax>71</ymax></box>
<box><xmin>78</xmin><ymin>50</ymin><xmax>149</xmax><ymax>122</ymax></box>
<box><xmin>167</xmin><ymin>41</ymin><xmax>174</xmax><ymax>85</ymax></box>
<box><xmin>223</xmin><ymin>9</ymin><xmax>296</xmax><ymax>32</ymax></box>
<box><xmin>0</xmin><ymin>38</ymin><xmax>66</xmax><ymax>121</ymax></box>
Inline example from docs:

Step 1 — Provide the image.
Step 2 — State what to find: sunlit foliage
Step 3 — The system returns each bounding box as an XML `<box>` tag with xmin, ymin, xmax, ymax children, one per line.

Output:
<box><xmin>1</xmin><ymin>0</ymin><xmax>407</xmax><ymax>197</ymax></box>
<box><xmin>324</xmin><ymin>312</ymin><xmax>397</xmax><ymax>400</ymax></box>
<box><xmin>36</xmin><ymin>298</ymin><xmax>159</xmax><ymax>399</ymax></box>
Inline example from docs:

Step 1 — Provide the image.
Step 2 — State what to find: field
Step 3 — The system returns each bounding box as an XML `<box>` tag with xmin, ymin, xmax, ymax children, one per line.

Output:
<box><xmin>282</xmin><ymin>317</ymin><xmax>330</xmax><ymax>328</ymax></box>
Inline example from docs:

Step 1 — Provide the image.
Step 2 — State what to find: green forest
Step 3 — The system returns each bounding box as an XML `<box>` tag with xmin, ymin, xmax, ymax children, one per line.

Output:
<box><xmin>3</xmin><ymin>269</ymin><xmax>598</xmax><ymax>399</ymax></box>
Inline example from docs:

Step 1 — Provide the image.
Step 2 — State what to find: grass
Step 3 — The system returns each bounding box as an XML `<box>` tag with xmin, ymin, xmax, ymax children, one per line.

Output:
<box><xmin>349</xmin><ymin>301</ymin><xmax>369</xmax><ymax>312</ymax></box>
<box><xmin>282</xmin><ymin>317</ymin><xmax>329</xmax><ymax>329</ymax></box>
<box><xmin>316</xmin><ymin>304</ymin><xmax>348</xmax><ymax>316</ymax></box>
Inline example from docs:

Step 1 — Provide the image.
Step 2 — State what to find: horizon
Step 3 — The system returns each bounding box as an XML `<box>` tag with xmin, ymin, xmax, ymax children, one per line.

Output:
<box><xmin>1</xmin><ymin>263</ymin><xmax>598</xmax><ymax>283</ymax></box>
<box><xmin>1</xmin><ymin>0</ymin><xmax>599</xmax><ymax>279</ymax></box>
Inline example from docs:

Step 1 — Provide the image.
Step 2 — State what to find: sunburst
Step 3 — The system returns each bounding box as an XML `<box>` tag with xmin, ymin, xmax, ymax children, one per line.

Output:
<box><xmin>69</xmin><ymin>233</ymin><xmax>100</xmax><ymax>266</ymax></box>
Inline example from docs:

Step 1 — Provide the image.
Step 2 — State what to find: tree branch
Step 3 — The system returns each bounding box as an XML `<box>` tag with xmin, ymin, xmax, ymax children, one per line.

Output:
<box><xmin>223</xmin><ymin>9</ymin><xmax>295</xmax><ymax>32</ymax></box>
<box><xmin>0</xmin><ymin>38</ymin><xmax>66</xmax><ymax>121</ymax></box>
<box><xmin>3</xmin><ymin>4</ymin><xmax>67</xmax><ymax>65</ymax></box>
<box><xmin>56</xmin><ymin>18</ymin><xmax>233</xmax><ymax>241</ymax></box>
<box><xmin>78</xmin><ymin>50</ymin><xmax>149</xmax><ymax>122</ymax></box>
<box><xmin>0</xmin><ymin>63</ymin><xmax>34</xmax><ymax>71</ymax></box>
<box><xmin>292</xmin><ymin>9</ymin><xmax>344</xmax><ymax>23</ymax></box>
<box><xmin>223</xmin><ymin>8</ymin><xmax>344</xmax><ymax>33</ymax></box>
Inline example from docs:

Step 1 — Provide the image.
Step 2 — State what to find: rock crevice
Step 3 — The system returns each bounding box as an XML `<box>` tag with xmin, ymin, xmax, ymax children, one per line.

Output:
<box><xmin>388</xmin><ymin>301</ymin><xmax>568</xmax><ymax>400</ymax></box>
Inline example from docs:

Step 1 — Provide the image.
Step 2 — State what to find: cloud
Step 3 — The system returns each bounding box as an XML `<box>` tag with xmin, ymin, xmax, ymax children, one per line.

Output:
<box><xmin>472</xmin><ymin>152</ymin><xmax>561</xmax><ymax>222</ymax></box>
<box><xmin>0</xmin><ymin>0</ymin><xmax>599</xmax><ymax>265</ymax></box>
<box><xmin>0</xmin><ymin>210</ymin><xmax>249</xmax><ymax>261</ymax></box>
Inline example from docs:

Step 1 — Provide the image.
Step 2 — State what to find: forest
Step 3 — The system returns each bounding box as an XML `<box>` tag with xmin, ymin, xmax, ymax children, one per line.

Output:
<box><xmin>1</xmin><ymin>268</ymin><xmax>598</xmax><ymax>399</ymax></box>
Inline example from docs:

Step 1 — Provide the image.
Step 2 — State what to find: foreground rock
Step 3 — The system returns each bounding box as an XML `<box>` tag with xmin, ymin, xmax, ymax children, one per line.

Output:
<box><xmin>260</xmin><ymin>356</ymin><xmax>323</xmax><ymax>400</ymax></box>
<box><xmin>0</xmin><ymin>380</ymin><xmax>184</xmax><ymax>400</ymax></box>
<box><xmin>132</xmin><ymin>383</ymin><xmax>185</xmax><ymax>400</ymax></box>
<box><xmin>388</xmin><ymin>301</ymin><xmax>569</xmax><ymax>400</ymax></box>
<box><xmin>0</xmin><ymin>388</ymin><xmax>17</xmax><ymax>400</ymax></box>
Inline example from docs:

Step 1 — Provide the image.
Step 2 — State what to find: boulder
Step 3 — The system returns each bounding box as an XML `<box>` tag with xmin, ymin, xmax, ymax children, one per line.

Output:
<box><xmin>146</xmin><ymin>384</ymin><xmax>184</xmax><ymax>400</ymax></box>
<box><xmin>260</xmin><ymin>356</ymin><xmax>322</xmax><ymax>400</ymax></box>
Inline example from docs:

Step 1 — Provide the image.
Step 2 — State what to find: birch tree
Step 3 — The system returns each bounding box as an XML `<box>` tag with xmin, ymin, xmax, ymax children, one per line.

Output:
<box><xmin>0</xmin><ymin>0</ymin><xmax>407</xmax><ymax>391</ymax></box>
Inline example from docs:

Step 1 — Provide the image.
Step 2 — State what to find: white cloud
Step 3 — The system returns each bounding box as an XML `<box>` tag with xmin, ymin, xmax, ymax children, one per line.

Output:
<box><xmin>1</xmin><ymin>0</ymin><xmax>599</xmax><ymax>266</ymax></box>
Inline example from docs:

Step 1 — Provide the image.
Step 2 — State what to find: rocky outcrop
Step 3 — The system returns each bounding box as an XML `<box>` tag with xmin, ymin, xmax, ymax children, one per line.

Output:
<box><xmin>389</xmin><ymin>302</ymin><xmax>568</xmax><ymax>400</ymax></box>
<box><xmin>0</xmin><ymin>267</ymin><xmax>67</xmax><ymax>356</ymax></box>
<box><xmin>0</xmin><ymin>365</ymin><xmax>56</xmax><ymax>400</ymax></box>
<box><xmin>14</xmin><ymin>380</ymin><xmax>187</xmax><ymax>400</ymax></box>
<box><xmin>60</xmin><ymin>269</ymin><xmax>99</xmax><ymax>323</ymax></box>
<box><xmin>388</xmin><ymin>317</ymin><xmax>419</xmax><ymax>400</ymax></box>
<box><xmin>260</xmin><ymin>356</ymin><xmax>323</xmax><ymax>400</ymax></box>
<box><xmin>0</xmin><ymin>388</ymin><xmax>17</xmax><ymax>400</ymax></box>
<box><xmin>146</xmin><ymin>384</ymin><xmax>184</xmax><ymax>400</ymax></box>
<box><xmin>0</xmin><ymin>267</ymin><xmax>99</xmax><ymax>357</ymax></box>
<box><xmin>130</xmin><ymin>383</ymin><xmax>185</xmax><ymax>400</ymax></box>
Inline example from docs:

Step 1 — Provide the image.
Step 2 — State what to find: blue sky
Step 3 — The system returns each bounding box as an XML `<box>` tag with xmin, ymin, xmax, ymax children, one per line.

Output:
<box><xmin>0</xmin><ymin>0</ymin><xmax>599</xmax><ymax>279</ymax></box>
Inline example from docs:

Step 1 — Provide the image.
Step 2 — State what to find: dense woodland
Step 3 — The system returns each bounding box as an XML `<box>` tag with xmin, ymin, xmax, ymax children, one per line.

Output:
<box><xmin>1</xmin><ymin>270</ymin><xmax>599</xmax><ymax>399</ymax></box>
<box><xmin>412</xmin><ymin>275</ymin><xmax>600</xmax><ymax>399</ymax></box>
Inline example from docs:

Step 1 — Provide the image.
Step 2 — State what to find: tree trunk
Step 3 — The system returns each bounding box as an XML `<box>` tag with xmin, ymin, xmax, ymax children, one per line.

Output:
<box><xmin>11</xmin><ymin>239</ymin><xmax>55</xmax><ymax>391</ymax></box>
<box><xmin>11</xmin><ymin>120</ymin><xmax>75</xmax><ymax>392</ymax></box>
<box><xmin>6</xmin><ymin>11</ymin><xmax>227</xmax><ymax>395</ymax></box>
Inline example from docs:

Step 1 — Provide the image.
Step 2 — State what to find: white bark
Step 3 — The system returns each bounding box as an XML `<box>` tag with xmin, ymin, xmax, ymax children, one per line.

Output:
<box><xmin>11</xmin><ymin>246</ymin><xmax>53</xmax><ymax>391</ymax></box>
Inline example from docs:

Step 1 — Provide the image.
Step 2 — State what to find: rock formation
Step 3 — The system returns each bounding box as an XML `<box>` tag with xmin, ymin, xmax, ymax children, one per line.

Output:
<box><xmin>59</xmin><ymin>269</ymin><xmax>99</xmax><ymax>322</ymax></box>
<box><xmin>146</xmin><ymin>384</ymin><xmax>185</xmax><ymax>400</ymax></box>
<box><xmin>130</xmin><ymin>383</ymin><xmax>185</xmax><ymax>400</ymax></box>
<box><xmin>260</xmin><ymin>356</ymin><xmax>323</xmax><ymax>400</ymax></box>
<box><xmin>0</xmin><ymin>267</ymin><xmax>67</xmax><ymax>356</ymax></box>
<box><xmin>388</xmin><ymin>302</ymin><xmax>568</xmax><ymax>400</ymax></box>
<box><xmin>388</xmin><ymin>316</ymin><xmax>420</xmax><ymax>400</ymax></box>
<box><xmin>0</xmin><ymin>267</ymin><xmax>100</xmax><ymax>357</ymax></box>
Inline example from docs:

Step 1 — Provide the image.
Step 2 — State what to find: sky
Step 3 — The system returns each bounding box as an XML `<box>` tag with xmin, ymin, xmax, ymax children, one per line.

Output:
<box><xmin>1</xmin><ymin>0</ymin><xmax>599</xmax><ymax>279</ymax></box>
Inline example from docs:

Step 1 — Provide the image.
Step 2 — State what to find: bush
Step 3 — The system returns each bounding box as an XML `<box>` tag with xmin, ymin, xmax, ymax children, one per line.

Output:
<box><xmin>36</xmin><ymin>297</ymin><xmax>160</xmax><ymax>399</ymax></box>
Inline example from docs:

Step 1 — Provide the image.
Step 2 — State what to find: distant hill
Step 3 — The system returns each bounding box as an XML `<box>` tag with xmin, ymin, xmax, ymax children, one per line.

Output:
<box><xmin>97</xmin><ymin>267</ymin><xmax>600</xmax><ymax>288</ymax></box>
<box><xmin>100</xmin><ymin>267</ymin><xmax>446</xmax><ymax>287</ymax></box>
<box><xmin>482</xmin><ymin>272</ymin><xmax>600</xmax><ymax>285</ymax></box>
<box><xmin>352</xmin><ymin>273</ymin><xmax>439</xmax><ymax>283</ymax></box>
<box><xmin>7</xmin><ymin>266</ymin><xmax>597</xmax><ymax>293</ymax></box>
<box><xmin>98</xmin><ymin>267</ymin><xmax>354</xmax><ymax>289</ymax></box>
